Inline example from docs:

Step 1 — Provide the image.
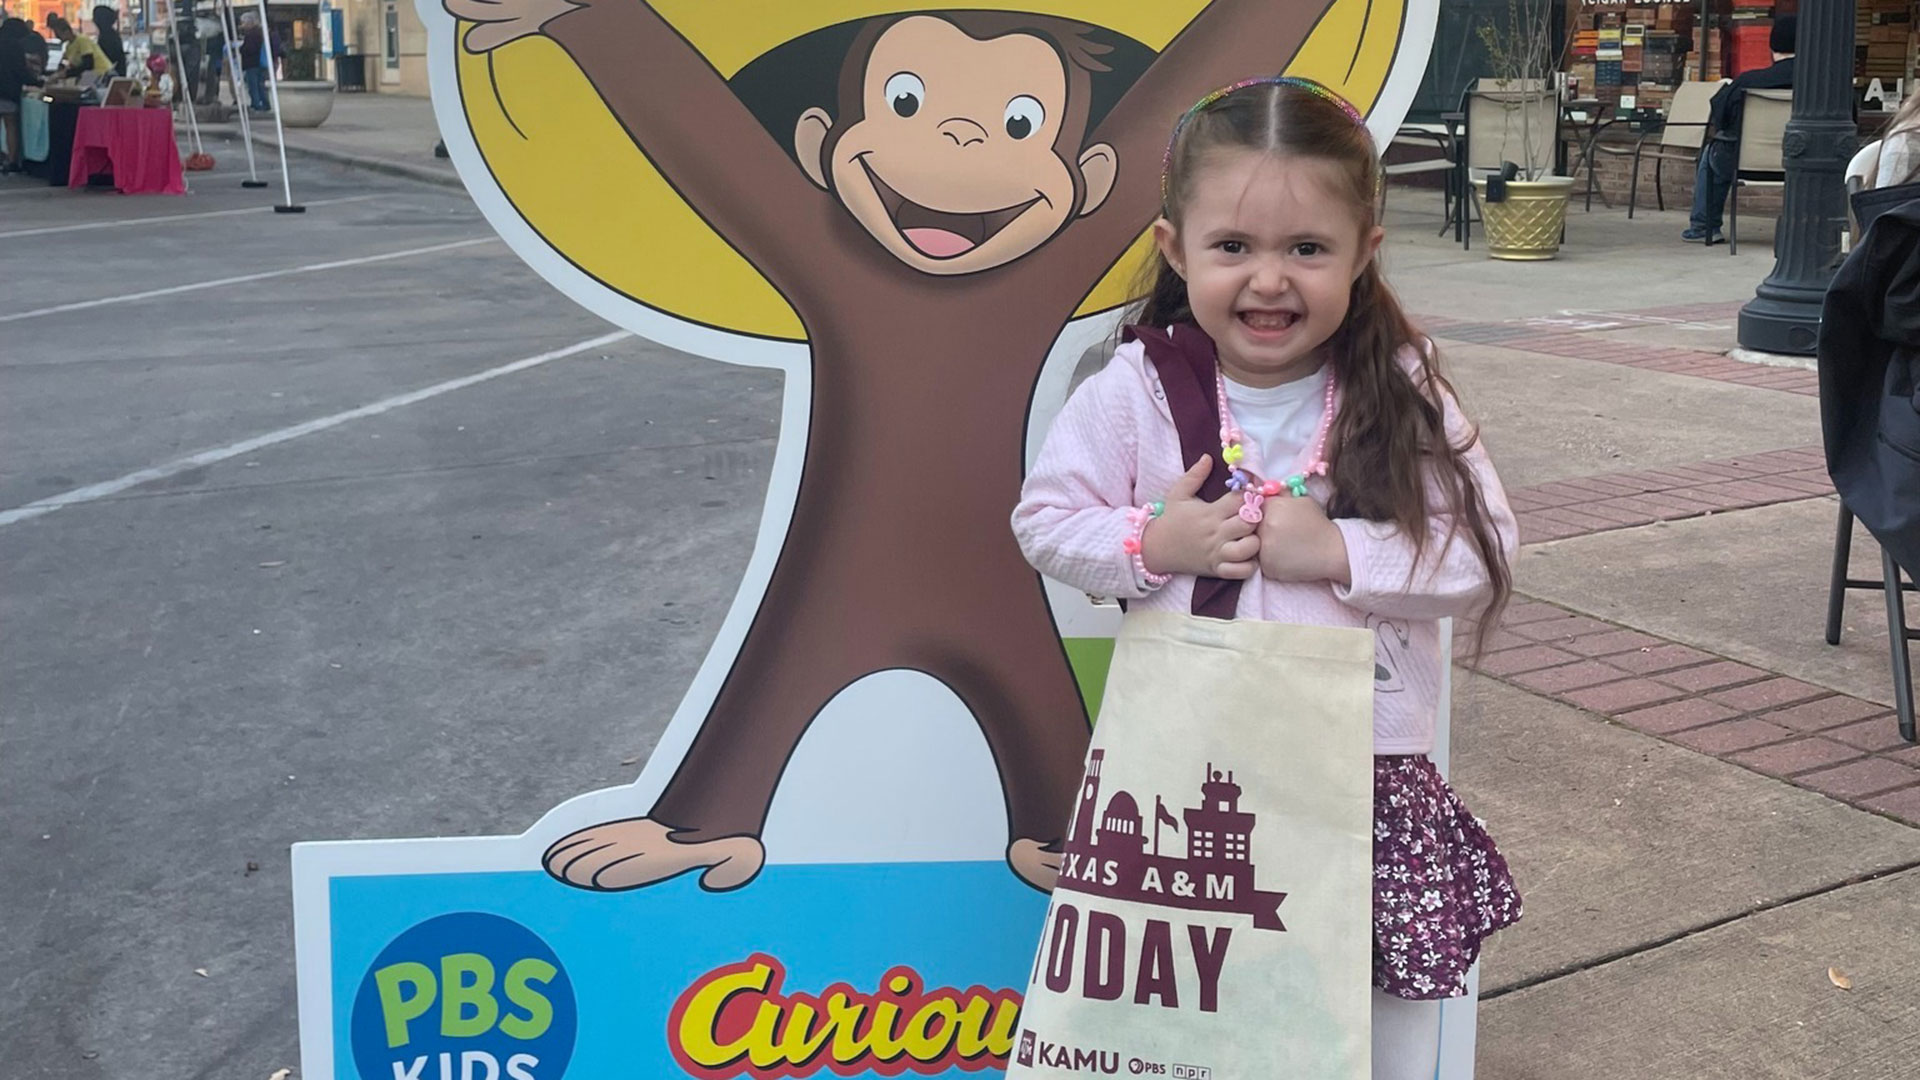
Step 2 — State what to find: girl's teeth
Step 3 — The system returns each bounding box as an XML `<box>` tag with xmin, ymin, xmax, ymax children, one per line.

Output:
<box><xmin>1243</xmin><ymin>312</ymin><xmax>1295</xmax><ymax>330</ymax></box>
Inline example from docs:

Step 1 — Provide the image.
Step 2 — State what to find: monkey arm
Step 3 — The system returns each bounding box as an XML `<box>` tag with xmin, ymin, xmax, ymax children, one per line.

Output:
<box><xmin>1035</xmin><ymin>0</ymin><xmax>1337</xmax><ymax>277</ymax></box>
<box><xmin>539</xmin><ymin>0</ymin><xmax>840</xmax><ymax>285</ymax></box>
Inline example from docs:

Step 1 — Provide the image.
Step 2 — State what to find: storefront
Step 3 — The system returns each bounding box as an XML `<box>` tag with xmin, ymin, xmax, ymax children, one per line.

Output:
<box><xmin>1563</xmin><ymin>0</ymin><xmax>1915</xmax><ymax>118</ymax></box>
<box><xmin>332</xmin><ymin>0</ymin><xmax>424</xmax><ymax>94</ymax></box>
<box><xmin>1413</xmin><ymin>0</ymin><xmax>1917</xmax><ymax>120</ymax></box>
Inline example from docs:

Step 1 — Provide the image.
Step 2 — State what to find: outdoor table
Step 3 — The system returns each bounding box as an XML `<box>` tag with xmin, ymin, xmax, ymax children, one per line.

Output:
<box><xmin>67</xmin><ymin>106</ymin><xmax>185</xmax><ymax>194</ymax></box>
<box><xmin>34</xmin><ymin>97</ymin><xmax>82</xmax><ymax>185</ymax></box>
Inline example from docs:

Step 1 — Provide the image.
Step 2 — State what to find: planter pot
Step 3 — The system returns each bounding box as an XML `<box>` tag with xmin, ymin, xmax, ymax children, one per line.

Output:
<box><xmin>274</xmin><ymin>80</ymin><xmax>335</xmax><ymax>128</ymax></box>
<box><xmin>1469</xmin><ymin>175</ymin><xmax>1576</xmax><ymax>260</ymax></box>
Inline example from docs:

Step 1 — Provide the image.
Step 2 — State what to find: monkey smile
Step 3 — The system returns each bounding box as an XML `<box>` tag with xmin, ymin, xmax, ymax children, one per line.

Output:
<box><xmin>856</xmin><ymin>155</ymin><xmax>1044</xmax><ymax>259</ymax></box>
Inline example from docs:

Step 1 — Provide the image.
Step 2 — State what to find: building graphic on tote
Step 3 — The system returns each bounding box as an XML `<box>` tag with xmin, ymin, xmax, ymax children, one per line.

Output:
<box><xmin>1058</xmin><ymin>750</ymin><xmax>1290</xmax><ymax>931</ymax></box>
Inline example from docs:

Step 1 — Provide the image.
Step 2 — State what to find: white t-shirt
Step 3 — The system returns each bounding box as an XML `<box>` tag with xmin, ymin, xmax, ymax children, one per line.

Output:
<box><xmin>1221</xmin><ymin>365</ymin><xmax>1330</xmax><ymax>481</ymax></box>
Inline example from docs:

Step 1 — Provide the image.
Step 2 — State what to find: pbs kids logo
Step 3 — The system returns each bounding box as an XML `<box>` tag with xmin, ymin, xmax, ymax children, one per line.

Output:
<box><xmin>350</xmin><ymin>913</ymin><xmax>577</xmax><ymax>1080</ymax></box>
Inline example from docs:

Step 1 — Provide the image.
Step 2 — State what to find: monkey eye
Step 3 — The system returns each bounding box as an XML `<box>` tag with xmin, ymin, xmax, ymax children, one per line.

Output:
<box><xmin>884</xmin><ymin>72</ymin><xmax>925</xmax><ymax>118</ymax></box>
<box><xmin>1004</xmin><ymin>96</ymin><xmax>1045</xmax><ymax>140</ymax></box>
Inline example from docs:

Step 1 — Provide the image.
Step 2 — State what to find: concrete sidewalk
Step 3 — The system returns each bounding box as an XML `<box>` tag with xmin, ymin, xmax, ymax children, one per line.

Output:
<box><xmin>1382</xmin><ymin>197</ymin><xmax>1920</xmax><ymax>1077</ymax></box>
<box><xmin>196</xmin><ymin>91</ymin><xmax>460</xmax><ymax>190</ymax></box>
<box><xmin>162</xmin><ymin>97</ymin><xmax>1920</xmax><ymax>1075</ymax></box>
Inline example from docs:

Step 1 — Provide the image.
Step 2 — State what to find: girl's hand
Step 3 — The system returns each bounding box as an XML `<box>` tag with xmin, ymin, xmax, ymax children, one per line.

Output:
<box><xmin>1140</xmin><ymin>456</ymin><xmax>1261</xmax><ymax>580</ymax></box>
<box><xmin>1257</xmin><ymin>494</ymin><xmax>1353</xmax><ymax>585</ymax></box>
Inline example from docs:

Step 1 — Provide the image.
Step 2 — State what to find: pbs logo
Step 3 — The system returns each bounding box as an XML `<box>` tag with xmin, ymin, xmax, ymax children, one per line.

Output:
<box><xmin>350</xmin><ymin>913</ymin><xmax>577</xmax><ymax>1080</ymax></box>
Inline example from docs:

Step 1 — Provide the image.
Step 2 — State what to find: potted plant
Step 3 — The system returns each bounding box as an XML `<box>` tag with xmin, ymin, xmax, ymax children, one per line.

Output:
<box><xmin>1470</xmin><ymin>0</ymin><xmax>1576</xmax><ymax>259</ymax></box>
<box><xmin>275</xmin><ymin>45</ymin><xmax>334</xmax><ymax>128</ymax></box>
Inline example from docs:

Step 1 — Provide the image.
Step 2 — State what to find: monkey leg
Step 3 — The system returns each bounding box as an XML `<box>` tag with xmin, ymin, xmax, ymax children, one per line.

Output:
<box><xmin>546</xmin><ymin>518</ymin><xmax>889</xmax><ymax>893</ymax></box>
<box><xmin>913</xmin><ymin>566</ymin><xmax>1093</xmax><ymax>893</ymax></box>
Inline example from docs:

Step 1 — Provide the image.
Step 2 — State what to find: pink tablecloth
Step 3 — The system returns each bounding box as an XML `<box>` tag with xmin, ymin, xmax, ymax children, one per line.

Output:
<box><xmin>69</xmin><ymin>107</ymin><xmax>185</xmax><ymax>195</ymax></box>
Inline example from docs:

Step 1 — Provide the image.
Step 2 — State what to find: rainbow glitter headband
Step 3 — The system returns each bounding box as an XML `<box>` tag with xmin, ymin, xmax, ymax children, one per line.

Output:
<box><xmin>1161</xmin><ymin>76</ymin><xmax>1371</xmax><ymax>206</ymax></box>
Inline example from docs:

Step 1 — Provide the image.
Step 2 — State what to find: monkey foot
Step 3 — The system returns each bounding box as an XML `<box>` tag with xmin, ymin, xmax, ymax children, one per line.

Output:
<box><xmin>542</xmin><ymin>817</ymin><xmax>765</xmax><ymax>893</ymax></box>
<box><xmin>1007</xmin><ymin>838</ymin><xmax>1064</xmax><ymax>893</ymax></box>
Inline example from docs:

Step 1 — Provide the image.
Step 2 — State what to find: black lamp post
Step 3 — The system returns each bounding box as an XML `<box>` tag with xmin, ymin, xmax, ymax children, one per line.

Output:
<box><xmin>1736</xmin><ymin>0</ymin><xmax>1856</xmax><ymax>355</ymax></box>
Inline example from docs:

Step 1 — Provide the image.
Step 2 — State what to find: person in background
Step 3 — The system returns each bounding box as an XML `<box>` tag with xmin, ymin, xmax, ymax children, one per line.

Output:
<box><xmin>15</xmin><ymin>15</ymin><xmax>47</xmax><ymax>76</ymax></box>
<box><xmin>49</xmin><ymin>16</ymin><xmax>113</xmax><ymax>83</ymax></box>
<box><xmin>0</xmin><ymin>18</ymin><xmax>43</xmax><ymax>173</ymax></box>
<box><xmin>1684</xmin><ymin>14</ymin><xmax>1797</xmax><ymax>244</ymax></box>
<box><xmin>237</xmin><ymin>11</ymin><xmax>278</xmax><ymax>113</ymax></box>
<box><xmin>171</xmin><ymin>4</ymin><xmax>200</xmax><ymax>106</ymax></box>
<box><xmin>91</xmin><ymin>5</ymin><xmax>126</xmax><ymax>77</ymax></box>
<box><xmin>201</xmin><ymin>17</ymin><xmax>225</xmax><ymax>105</ymax></box>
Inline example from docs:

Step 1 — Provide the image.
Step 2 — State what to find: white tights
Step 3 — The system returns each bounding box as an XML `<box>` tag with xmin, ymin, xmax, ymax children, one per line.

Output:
<box><xmin>1372</xmin><ymin>988</ymin><xmax>1442</xmax><ymax>1080</ymax></box>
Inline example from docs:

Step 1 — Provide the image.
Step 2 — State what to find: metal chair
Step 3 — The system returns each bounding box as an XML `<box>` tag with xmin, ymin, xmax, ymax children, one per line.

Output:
<box><xmin>1824</xmin><ymin>154</ymin><xmax>1919</xmax><ymax>744</ymax></box>
<box><xmin>1824</xmin><ymin>503</ymin><xmax>1918</xmax><ymax>742</ymax></box>
<box><xmin>1457</xmin><ymin>88</ymin><xmax>1561</xmax><ymax>250</ymax></box>
<box><xmin>1384</xmin><ymin>124</ymin><xmax>1461</xmax><ymax>231</ymax></box>
<box><xmin>1843</xmin><ymin>139</ymin><xmax>1884</xmax><ymax>250</ymax></box>
<box><xmin>1619</xmin><ymin>80</ymin><xmax>1727</xmax><ymax>216</ymax></box>
<box><xmin>1727</xmin><ymin>88</ymin><xmax>1792</xmax><ymax>256</ymax></box>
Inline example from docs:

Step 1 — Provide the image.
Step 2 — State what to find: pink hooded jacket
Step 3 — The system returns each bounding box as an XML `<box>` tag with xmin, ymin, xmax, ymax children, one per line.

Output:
<box><xmin>1012</xmin><ymin>337</ymin><xmax>1517</xmax><ymax>755</ymax></box>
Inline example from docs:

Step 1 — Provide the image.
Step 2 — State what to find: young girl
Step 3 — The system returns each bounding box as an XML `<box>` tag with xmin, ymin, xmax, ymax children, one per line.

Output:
<box><xmin>1012</xmin><ymin>78</ymin><xmax>1522</xmax><ymax>1080</ymax></box>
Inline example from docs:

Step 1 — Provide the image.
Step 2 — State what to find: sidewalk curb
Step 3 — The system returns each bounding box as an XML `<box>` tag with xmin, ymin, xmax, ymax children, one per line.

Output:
<box><xmin>207</xmin><ymin>128</ymin><xmax>466</xmax><ymax>192</ymax></box>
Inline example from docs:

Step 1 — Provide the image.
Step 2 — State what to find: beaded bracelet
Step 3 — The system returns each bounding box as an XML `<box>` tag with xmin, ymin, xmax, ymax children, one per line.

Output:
<box><xmin>1120</xmin><ymin>502</ymin><xmax>1171</xmax><ymax>588</ymax></box>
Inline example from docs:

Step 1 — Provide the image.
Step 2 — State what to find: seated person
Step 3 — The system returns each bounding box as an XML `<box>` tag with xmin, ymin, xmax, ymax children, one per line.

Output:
<box><xmin>1684</xmin><ymin>15</ymin><xmax>1796</xmax><ymax>244</ymax></box>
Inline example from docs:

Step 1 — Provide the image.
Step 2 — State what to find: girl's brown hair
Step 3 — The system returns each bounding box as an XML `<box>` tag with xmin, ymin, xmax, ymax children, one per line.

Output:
<box><xmin>1887</xmin><ymin>86</ymin><xmax>1920</xmax><ymax>186</ymax></box>
<box><xmin>1132</xmin><ymin>80</ymin><xmax>1511</xmax><ymax>646</ymax></box>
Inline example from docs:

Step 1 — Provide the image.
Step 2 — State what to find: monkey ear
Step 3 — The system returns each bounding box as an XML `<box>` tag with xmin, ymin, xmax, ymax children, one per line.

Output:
<box><xmin>795</xmin><ymin>108</ymin><xmax>833</xmax><ymax>190</ymax></box>
<box><xmin>1076</xmin><ymin>142</ymin><xmax>1118</xmax><ymax>217</ymax></box>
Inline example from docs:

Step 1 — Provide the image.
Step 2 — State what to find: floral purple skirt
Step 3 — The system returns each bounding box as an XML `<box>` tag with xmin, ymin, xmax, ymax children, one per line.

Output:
<box><xmin>1372</xmin><ymin>755</ymin><xmax>1522</xmax><ymax>1000</ymax></box>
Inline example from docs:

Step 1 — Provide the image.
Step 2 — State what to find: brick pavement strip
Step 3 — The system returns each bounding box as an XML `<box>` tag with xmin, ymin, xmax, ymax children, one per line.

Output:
<box><xmin>1727</xmin><ymin>737</ymin><xmax>1867</xmax><ymax>776</ymax></box>
<box><xmin>1420</xmin><ymin>310</ymin><xmax>1833</xmax><ymax>544</ymax></box>
<box><xmin>1795</xmin><ymin>757</ymin><xmax>1920</xmax><ymax>799</ymax></box>
<box><xmin>1510</xmin><ymin>450</ymin><xmax>1834</xmax><ymax>546</ymax></box>
<box><xmin>1425</xmin><ymin>318</ymin><xmax>1821</xmax><ymax>395</ymax></box>
<box><xmin>1464</xmin><ymin>599</ymin><xmax>1920</xmax><ymax>825</ymax></box>
<box><xmin>1423</xmin><ymin>303</ymin><xmax>1916</xmax><ymax>820</ymax></box>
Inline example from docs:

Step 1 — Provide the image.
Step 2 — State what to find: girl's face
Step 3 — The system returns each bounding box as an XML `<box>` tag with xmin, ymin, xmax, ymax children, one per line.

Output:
<box><xmin>1153</xmin><ymin>149</ymin><xmax>1382</xmax><ymax>388</ymax></box>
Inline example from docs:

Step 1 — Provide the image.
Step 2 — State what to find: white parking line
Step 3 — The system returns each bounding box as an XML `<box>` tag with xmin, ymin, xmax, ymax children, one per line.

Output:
<box><xmin>0</xmin><ymin>330</ymin><xmax>635</xmax><ymax>528</ymax></box>
<box><xmin>0</xmin><ymin>194</ymin><xmax>381</xmax><ymax>238</ymax></box>
<box><xmin>0</xmin><ymin>236</ymin><xmax>498</xmax><ymax>324</ymax></box>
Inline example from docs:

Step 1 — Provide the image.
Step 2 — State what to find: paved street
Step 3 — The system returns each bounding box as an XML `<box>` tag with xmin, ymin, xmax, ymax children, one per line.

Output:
<box><xmin>4</xmin><ymin>127</ymin><xmax>1920</xmax><ymax>1080</ymax></box>
<box><xmin>1</xmin><ymin>155</ymin><xmax>780</xmax><ymax>1078</ymax></box>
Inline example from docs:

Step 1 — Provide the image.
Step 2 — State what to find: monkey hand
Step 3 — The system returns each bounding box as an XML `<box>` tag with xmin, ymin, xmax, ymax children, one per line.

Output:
<box><xmin>1255</xmin><ymin>492</ymin><xmax>1352</xmax><ymax>585</ymax></box>
<box><xmin>1139</xmin><ymin>455</ymin><xmax>1260</xmax><ymax>581</ymax></box>
<box><xmin>543</xmin><ymin>817</ymin><xmax>765</xmax><ymax>892</ymax></box>
<box><xmin>446</xmin><ymin>0</ymin><xmax>579</xmax><ymax>52</ymax></box>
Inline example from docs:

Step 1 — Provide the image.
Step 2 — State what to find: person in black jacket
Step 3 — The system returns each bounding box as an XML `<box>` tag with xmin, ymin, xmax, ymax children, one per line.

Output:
<box><xmin>0</xmin><ymin>18</ymin><xmax>42</xmax><ymax>173</ymax></box>
<box><xmin>1820</xmin><ymin>190</ymin><xmax>1920</xmax><ymax>578</ymax></box>
<box><xmin>1684</xmin><ymin>15</ymin><xmax>1796</xmax><ymax>244</ymax></box>
<box><xmin>91</xmin><ymin>5</ymin><xmax>126</xmax><ymax>76</ymax></box>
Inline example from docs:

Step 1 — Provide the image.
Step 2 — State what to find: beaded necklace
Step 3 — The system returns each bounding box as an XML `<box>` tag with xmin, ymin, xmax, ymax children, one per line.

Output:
<box><xmin>1216</xmin><ymin>363</ymin><xmax>1337</xmax><ymax>525</ymax></box>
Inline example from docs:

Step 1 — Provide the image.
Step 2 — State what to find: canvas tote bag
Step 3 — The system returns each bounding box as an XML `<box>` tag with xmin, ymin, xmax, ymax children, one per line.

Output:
<box><xmin>1006</xmin><ymin>326</ymin><xmax>1377</xmax><ymax>1079</ymax></box>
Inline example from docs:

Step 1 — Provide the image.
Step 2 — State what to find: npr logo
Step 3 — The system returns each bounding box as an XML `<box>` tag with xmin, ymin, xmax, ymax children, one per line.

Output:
<box><xmin>1171</xmin><ymin>1067</ymin><xmax>1211</xmax><ymax>1079</ymax></box>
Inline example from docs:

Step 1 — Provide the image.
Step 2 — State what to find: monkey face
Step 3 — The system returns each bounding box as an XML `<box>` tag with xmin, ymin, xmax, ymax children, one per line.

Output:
<box><xmin>796</xmin><ymin>16</ymin><xmax>1116</xmax><ymax>276</ymax></box>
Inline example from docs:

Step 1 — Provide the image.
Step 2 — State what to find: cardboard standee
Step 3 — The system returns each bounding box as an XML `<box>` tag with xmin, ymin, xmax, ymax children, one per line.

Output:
<box><xmin>290</xmin><ymin>4</ymin><xmax>1463</xmax><ymax>1077</ymax></box>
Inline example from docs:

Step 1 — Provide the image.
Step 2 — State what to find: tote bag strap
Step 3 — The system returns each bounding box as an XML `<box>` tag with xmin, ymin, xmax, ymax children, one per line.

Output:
<box><xmin>1124</xmin><ymin>323</ymin><xmax>1245</xmax><ymax>620</ymax></box>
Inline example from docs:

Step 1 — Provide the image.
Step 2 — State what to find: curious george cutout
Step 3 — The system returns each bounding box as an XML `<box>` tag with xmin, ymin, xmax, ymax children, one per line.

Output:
<box><xmin>292</xmin><ymin>5</ymin><xmax>1443</xmax><ymax>1078</ymax></box>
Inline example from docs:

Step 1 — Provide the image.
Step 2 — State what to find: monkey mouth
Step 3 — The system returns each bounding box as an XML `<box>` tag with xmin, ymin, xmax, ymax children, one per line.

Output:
<box><xmin>857</xmin><ymin>155</ymin><xmax>1045</xmax><ymax>260</ymax></box>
